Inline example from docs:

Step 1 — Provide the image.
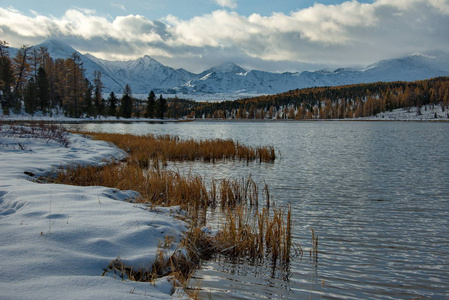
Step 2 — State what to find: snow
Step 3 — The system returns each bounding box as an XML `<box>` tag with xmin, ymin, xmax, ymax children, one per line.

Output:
<box><xmin>22</xmin><ymin>39</ymin><xmax>449</xmax><ymax>98</ymax></box>
<box><xmin>0</xmin><ymin>126</ymin><xmax>189</xmax><ymax>299</ymax></box>
<box><xmin>0</xmin><ymin>109</ymin><xmax>169</xmax><ymax>123</ymax></box>
<box><xmin>363</xmin><ymin>105</ymin><xmax>449</xmax><ymax>121</ymax></box>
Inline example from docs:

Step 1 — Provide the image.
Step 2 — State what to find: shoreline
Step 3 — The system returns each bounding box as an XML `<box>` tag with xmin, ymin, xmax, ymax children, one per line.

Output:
<box><xmin>0</xmin><ymin>126</ymin><xmax>189</xmax><ymax>299</ymax></box>
<box><xmin>3</xmin><ymin>118</ymin><xmax>448</xmax><ymax>125</ymax></box>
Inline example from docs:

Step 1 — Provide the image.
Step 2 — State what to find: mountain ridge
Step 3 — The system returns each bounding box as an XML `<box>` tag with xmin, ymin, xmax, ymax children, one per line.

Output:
<box><xmin>22</xmin><ymin>39</ymin><xmax>449</xmax><ymax>97</ymax></box>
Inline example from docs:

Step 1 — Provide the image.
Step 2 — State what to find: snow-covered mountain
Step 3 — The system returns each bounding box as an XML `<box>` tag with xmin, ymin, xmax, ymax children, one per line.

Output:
<box><xmin>176</xmin><ymin>52</ymin><xmax>449</xmax><ymax>95</ymax></box>
<box><xmin>26</xmin><ymin>39</ymin><xmax>449</xmax><ymax>97</ymax></box>
<box><xmin>36</xmin><ymin>40</ymin><xmax>124</xmax><ymax>92</ymax></box>
<box><xmin>85</xmin><ymin>53</ymin><xmax>197</xmax><ymax>94</ymax></box>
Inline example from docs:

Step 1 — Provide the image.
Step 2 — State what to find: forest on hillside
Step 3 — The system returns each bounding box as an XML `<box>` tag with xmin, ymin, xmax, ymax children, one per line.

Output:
<box><xmin>188</xmin><ymin>78</ymin><xmax>449</xmax><ymax>120</ymax></box>
<box><xmin>1</xmin><ymin>41</ymin><xmax>448</xmax><ymax>120</ymax></box>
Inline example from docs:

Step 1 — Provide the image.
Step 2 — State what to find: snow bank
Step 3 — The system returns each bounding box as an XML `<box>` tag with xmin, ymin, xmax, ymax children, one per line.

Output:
<box><xmin>0</xmin><ymin>109</ymin><xmax>167</xmax><ymax>123</ymax></box>
<box><xmin>0</xmin><ymin>127</ymin><xmax>188</xmax><ymax>299</ymax></box>
<box><xmin>364</xmin><ymin>104</ymin><xmax>449</xmax><ymax>121</ymax></box>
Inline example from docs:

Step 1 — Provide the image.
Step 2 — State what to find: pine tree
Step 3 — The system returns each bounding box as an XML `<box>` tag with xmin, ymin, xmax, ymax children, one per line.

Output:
<box><xmin>36</xmin><ymin>67</ymin><xmax>50</xmax><ymax>114</ymax></box>
<box><xmin>93</xmin><ymin>71</ymin><xmax>103</xmax><ymax>116</ymax></box>
<box><xmin>121</xmin><ymin>84</ymin><xmax>133</xmax><ymax>118</ymax></box>
<box><xmin>107</xmin><ymin>91</ymin><xmax>118</xmax><ymax>117</ymax></box>
<box><xmin>83</xmin><ymin>79</ymin><xmax>94</xmax><ymax>117</ymax></box>
<box><xmin>157</xmin><ymin>94</ymin><xmax>167</xmax><ymax>119</ymax></box>
<box><xmin>146</xmin><ymin>91</ymin><xmax>156</xmax><ymax>118</ymax></box>
<box><xmin>24</xmin><ymin>77</ymin><xmax>37</xmax><ymax>115</ymax></box>
<box><xmin>0</xmin><ymin>41</ymin><xmax>14</xmax><ymax>114</ymax></box>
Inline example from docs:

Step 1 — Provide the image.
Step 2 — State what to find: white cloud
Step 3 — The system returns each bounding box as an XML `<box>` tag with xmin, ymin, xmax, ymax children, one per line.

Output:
<box><xmin>0</xmin><ymin>0</ymin><xmax>448</xmax><ymax>72</ymax></box>
<box><xmin>215</xmin><ymin>0</ymin><xmax>238</xmax><ymax>9</ymax></box>
<box><xmin>112</xmin><ymin>3</ymin><xmax>126</xmax><ymax>12</ymax></box>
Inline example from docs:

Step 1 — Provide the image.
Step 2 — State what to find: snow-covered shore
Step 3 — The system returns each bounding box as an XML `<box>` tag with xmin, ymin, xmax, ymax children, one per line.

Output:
<box><xmin>0</xmin><ymin>126</ymin><xmax>188</xmax><ymax>299</ymax></box>
<box><xmin>0</xmin><ymin>110</ymin><xmax>170</xmax><ymax>123</ymax></box>
<box><xmin>363</xmin><ymin>104</ymin><xmax>449</xmax><ymax>121</ymax></box>
<box><xmin>2</xmin><ymin>104</ymin><xmax>448</xmax><ymax>123</ymax></box>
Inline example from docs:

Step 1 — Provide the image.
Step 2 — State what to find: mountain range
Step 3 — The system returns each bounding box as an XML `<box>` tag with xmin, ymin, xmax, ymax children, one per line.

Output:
<box><xmin>26</xmin><ymin>39</ymin><xmax>449</xmax><ymax>98</ymax></box>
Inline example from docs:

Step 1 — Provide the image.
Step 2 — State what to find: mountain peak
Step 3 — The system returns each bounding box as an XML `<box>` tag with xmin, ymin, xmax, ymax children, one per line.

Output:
<box><xmin>142</xmin><ymin>54</ymin><xmax>155</xmax><ymax>60</ymax></box>
<box><xmin>36</xmin><ymin>39</ymin><xmax>78</xmax><ymax>59</ymax></box>
<box><xmin>204</xmin><ymin>62</ymin><xmax>246</xmax><ymax>74</ymax></box>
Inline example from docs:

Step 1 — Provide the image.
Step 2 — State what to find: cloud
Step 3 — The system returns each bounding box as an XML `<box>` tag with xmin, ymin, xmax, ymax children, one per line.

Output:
<box><xmin>111</xmin><ymin>3</ymin><xmax>126</xmax><ymax>12</ymax></box>
<box><xmin>1</xmin><ymin>0</ymin><xmax>448</xmax><ymax>72</ymax></box>
<box><xmin>215</xmin><ymin>0</ymin><xmax>238</xmax><ymax>9</ymax></box>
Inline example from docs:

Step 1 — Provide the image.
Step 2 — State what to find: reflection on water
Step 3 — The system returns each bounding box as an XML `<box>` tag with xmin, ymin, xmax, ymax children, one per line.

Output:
<box><xmin>66</xmin><ymin>121</ymin><xmax>449</xmax><ymax>299</ymax></box>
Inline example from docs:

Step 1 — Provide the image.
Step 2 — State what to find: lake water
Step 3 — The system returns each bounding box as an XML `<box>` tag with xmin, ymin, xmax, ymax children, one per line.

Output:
<box><xmin>66</xmin><ymin>121</ymin><xmax>449</xmax><ymax>299</ymax></box>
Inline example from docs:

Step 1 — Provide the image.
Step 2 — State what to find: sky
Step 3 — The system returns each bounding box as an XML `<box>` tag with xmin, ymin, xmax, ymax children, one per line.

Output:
<box><xmin>1</xmin><ymin>0</ymin><xmax>448</xmax><ymax>73</ymax></box>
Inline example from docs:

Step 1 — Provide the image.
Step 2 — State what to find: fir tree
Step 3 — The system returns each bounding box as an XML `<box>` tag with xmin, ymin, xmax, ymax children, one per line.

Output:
<box><xmin>0</xmin><ymin>41</ymin><xmax>13</xmax><ymax>114</ymax></box>
<box><xmin>93</xmin><ymin>71</ymin><xmax>103</xmax><ymax>116</ymax></box>
<box><xmin>121</xmin><ymin>84</ymin><xmax>133</xmax><ymax>118</ymax></box>
<box><xmin>24</xmin><ymin>77</ymin><xmax>37</xmax><ymax>115</ymax></box>
<box><xmin>146</xmin><ymin>91</ymin><xmax>156</xmax><ymax>118</ymax></box>
<box><xmin>157</xmin><ymin>94</ymin><xmax>167</xmax><ymax>119</ymax></box>
<box><xmin>37</xmin><ymin>67</ymin><xmax>50</xmax><ymax>114</ymax></box>
<box><xmin>107</xmin><ymin>91</ymin><xmax>118</xmax><ymax>117</ymax></box>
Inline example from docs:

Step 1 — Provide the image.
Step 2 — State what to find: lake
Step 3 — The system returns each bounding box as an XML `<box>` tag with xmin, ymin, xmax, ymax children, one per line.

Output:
<box><xmin>65</xmin><ymin>121</ymin><xmax>449</xmax><ymax>299</ymax></box>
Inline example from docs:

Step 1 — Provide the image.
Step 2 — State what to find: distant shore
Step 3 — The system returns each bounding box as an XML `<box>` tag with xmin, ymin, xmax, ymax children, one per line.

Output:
<box><xmin>2</xmin><ymin>104</ymin><xmax>448</xmax><ymax>123</ymax></box>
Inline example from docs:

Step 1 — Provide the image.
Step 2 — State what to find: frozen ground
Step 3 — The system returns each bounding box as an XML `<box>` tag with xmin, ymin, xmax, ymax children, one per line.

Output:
<box><xmin>0</xmin><ymin>125</ymin><xmax>189</xmax><ymax>299</ymax></box>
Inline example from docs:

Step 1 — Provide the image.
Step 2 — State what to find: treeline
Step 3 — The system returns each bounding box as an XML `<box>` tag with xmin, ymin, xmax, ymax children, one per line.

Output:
<box><xmin>2</xmin><ymin>41</ymin><xmax>449</xmax><ymax>120</ymax></box>
<box><xmin>189</xmin><ymin>78</ymin><xmax>449</xmax><ymax>120</ymax></box>
<box><xmin>0</xmin><ymin>41</ymin><xmax>168</xmax><ymax>118</ymax></box>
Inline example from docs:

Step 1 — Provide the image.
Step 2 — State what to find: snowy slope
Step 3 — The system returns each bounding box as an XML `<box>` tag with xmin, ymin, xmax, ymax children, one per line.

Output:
<box><xmin>36</xmin><ymin>39</ymin><xmax>124</xmax><ymax>93</ymax></box>
<box><xmin>14</xmin><ymin>39</ymin><xmax>449</xmax><ymax>97</ymax></box>
<box><xmin>86</xmin><ymin>54</ymin><xmax>198</xmax><ymax>93</ymax></box>
<box><xmin>0</xmin><ymin>126</ymin><xmax>188</xmax><ymax>299</ymax></box>
<box><xmin>176</xmin><ymin>53</ymin><xmax>449</xmax><ymax>95</ymax></box>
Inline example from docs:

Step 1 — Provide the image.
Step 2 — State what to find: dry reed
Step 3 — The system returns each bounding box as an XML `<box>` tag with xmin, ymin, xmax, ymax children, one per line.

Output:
<box><xmin>47</xmin><ymin>130</ymin><xmax>295</xmax><ymax>292</ymax></box>
<box><xmin>102</xmin><ymin>226</ymin><xmax>214</xmax><ymax>295</ymax></box>
<box><xmin>310</xmin><ymin>227</ymin><xmax>318</xmax><ymax>263</ymax></box>
<box><xmin>213</xmin><ymin>204</ymin><xmax>295</xmax><ymax>265</ymax></box>
<box><xmin>53</xmin><ymin>163</ymin><xmax>212</xmax><ymax>209</ymax></box>
<box><xmin>74</xmin><ymin>131</ymin><xmax>276</xmax><ymax>164</ymax></box>
<box><xmin>218</xmin><ymin>176</ymin><xmax>259</xmax><ymax>208</ymax></box>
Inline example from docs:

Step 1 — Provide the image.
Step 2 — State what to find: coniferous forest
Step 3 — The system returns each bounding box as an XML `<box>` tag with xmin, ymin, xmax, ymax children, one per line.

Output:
<box><xmin>1</xmin><ymin>41</ymin><xmax>448</xmax><ymax>120</ymax></box>
<box><xmin>189</xmin><ymin>78</ymin><xmax>449</xmax><ymax>120</ymax></box>
<box><xmin>0</xmin><ymin>41</ymin><xmax>168</xmax><ymax>119</ymax></box>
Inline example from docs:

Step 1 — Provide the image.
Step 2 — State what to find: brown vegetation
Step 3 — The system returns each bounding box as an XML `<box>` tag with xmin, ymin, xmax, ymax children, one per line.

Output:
<box><xmin>74</xmin><ymin>131</ymin><xmax>276</xmax><ymax>163</ymax></box>
<box><xmin>46</xmin><ymin>131</ymin><xmax>295</xmax><ymax>292</ymax></box>
<box><xmin>214</xmin><ymin>205</ymin><xmax>295</xmax><ymax>265</ymax></box>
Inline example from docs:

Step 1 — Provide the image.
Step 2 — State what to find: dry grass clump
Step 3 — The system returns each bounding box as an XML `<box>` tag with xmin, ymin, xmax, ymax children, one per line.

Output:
<box><xmin>2</xmin><ymin>121</ymin><xmax>70</xmax><ymax>147</ymax></box>
<box><xmin>218</xmin><ymin>175</ymin><xmax>259</xmax><ymax>208</ymax></box>
<box><xmin>52</xmin><ymin>162</ymin><xmax>268</xmax><ymax>214</ymax></box>
<box><xmin>102</xmin><ymin>227</ymin><xmax>214</xmax><ymax>298</ymax></box>
<box><xmin>214</xmin><ymin>205</ymin><xmax>295</xmax><ymax>265</ymax></box>
<box><xmin>74</xmin><ymin>131</ymin><xmax>276</xmax><ymax>163</ymax></box>
<box><xmin>53</xmin><ymin>163</ymin><xmax>211</xmax><ymax>209</ymax></box>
